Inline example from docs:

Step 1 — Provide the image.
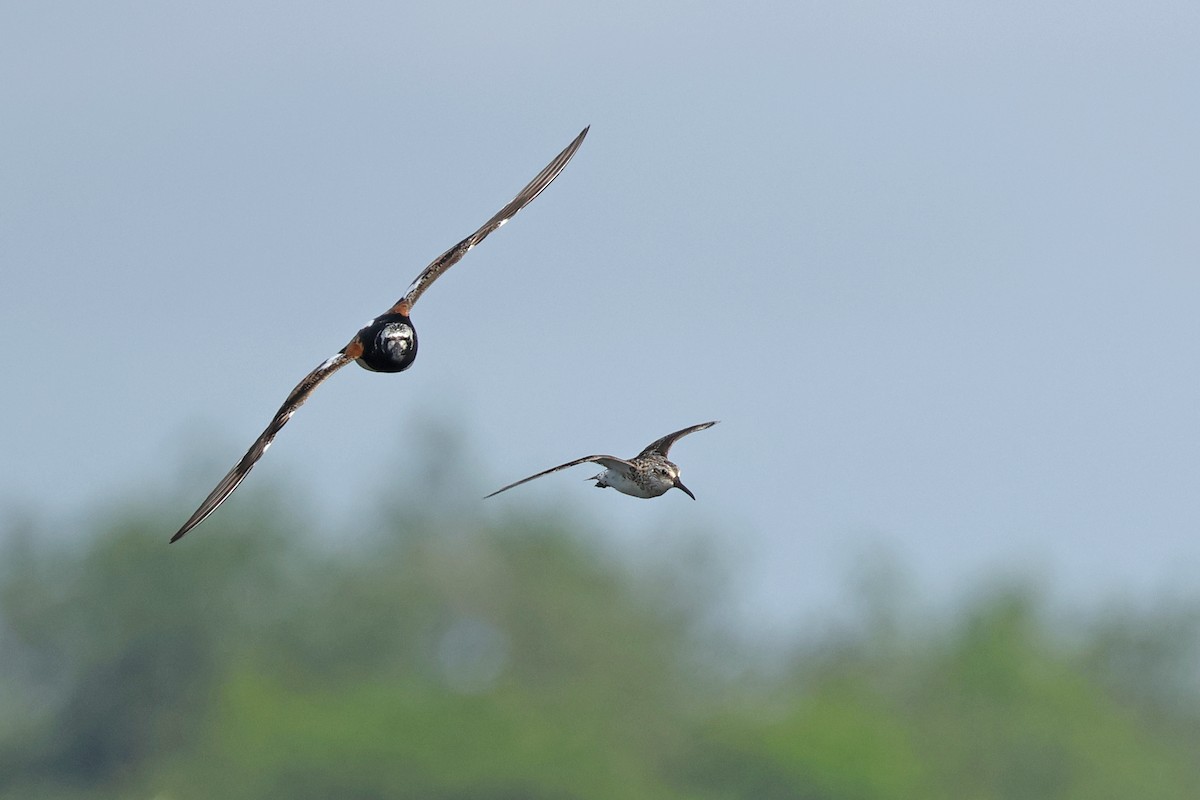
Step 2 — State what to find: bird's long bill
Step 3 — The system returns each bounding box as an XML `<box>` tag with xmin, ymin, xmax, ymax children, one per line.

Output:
<box><xmin>673</xmin><ymin>477</ymin><xmax>696</xmax><ymax>500</ymax></box>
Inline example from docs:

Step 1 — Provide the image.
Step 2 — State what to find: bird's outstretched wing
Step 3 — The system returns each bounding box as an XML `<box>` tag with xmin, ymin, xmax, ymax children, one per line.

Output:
<box><xmin>484</xmin><ymin>453</ymin><xmax>631</xmax><ymax>498</ymax></box>
<box><xmin>394</xmin><ymin>125</ymin><xmax>589</xmax><ymax>315</ymax></box>
<box><xmin>170</xmin><ymin>350</ymin><xmax>356</xmax><ymax>542</ymax></box>
<box><xmin>637</xmin><ymin>421</ymin><xmax>718</xmax><ymax>459</ymax></box>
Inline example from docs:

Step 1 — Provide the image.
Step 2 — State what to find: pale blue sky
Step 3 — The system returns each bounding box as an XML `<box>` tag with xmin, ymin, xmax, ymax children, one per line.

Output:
<box><xmin>2</xmin><ymin>1</ymin><xmax>1199</xmax><ymax>631</ymax></box>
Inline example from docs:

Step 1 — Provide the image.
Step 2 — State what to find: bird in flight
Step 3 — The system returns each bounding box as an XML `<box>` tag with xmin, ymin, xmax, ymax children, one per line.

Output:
<box><xmin>485</xmin><ymin>421</ymin><xmax>717</xmax><ymax>501</ymax></box>
<box><xmin>171</xmin><ymin>126</ymin><xmax>590</xmax><ymax>542</ymax></box>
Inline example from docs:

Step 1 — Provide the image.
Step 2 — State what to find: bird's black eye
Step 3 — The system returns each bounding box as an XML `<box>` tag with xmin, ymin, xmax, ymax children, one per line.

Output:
<box><xmin>355</xmin><ymin>313</ymin><xmax>418</xmax><ymax>373</ymax></box>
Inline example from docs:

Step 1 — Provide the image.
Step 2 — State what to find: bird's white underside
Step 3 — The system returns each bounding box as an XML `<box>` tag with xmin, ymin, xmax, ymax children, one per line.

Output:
<box><xmin>597</xmin><ymin>467</ymin><xmax>670</xmax><ymax>499</ymax></box>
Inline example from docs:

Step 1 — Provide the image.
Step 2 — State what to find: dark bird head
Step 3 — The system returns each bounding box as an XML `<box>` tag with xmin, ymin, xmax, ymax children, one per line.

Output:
<box><xmin>354</xmin><ymin>312</ymin><xmax>418</xmax><ymax>373</ymax></box>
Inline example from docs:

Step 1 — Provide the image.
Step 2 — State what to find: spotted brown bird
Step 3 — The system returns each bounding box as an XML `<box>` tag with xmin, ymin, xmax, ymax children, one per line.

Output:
<box><xmin>485</xmin><ymin>421</ymin><xmax>717</xmax><ymax>501</ymax></box>
<box><xmin>171</xmin><ymin>126</ymin><xmax>589</xmax><ymax>542</ymax></box>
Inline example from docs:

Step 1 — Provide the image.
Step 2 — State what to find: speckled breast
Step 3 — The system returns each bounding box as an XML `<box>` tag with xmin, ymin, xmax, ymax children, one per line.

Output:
<box><xmin>355</xmin><ymin>312</ymin><xmax>418</xmax><ymax>373</ymax></box>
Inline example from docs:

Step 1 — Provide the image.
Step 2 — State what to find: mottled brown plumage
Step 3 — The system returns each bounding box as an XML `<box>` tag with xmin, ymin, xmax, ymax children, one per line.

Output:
<box><xmin>485</xmin><ymin>421</ymin><xmax>717</xmax><ymax>501</ymax></box>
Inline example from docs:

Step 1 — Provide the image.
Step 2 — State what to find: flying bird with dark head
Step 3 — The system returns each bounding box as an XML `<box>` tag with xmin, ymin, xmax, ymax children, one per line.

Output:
<box><xmin>171</xmin><ymin>126</ymin><xmax>589</xmax><ymax>542</ymax></box>
<box><xmin>485</xmin><ymin>421</ymin><xmax>717</xmax><ymax>501</ymax></box>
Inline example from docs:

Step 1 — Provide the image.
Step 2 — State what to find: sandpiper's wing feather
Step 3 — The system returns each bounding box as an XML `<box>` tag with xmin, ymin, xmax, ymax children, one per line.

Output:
<box><xmin>170</xmin><ymin>350</ymin><xmax>355</xmax><ymax>542</ymax></box>
<box><xmin>396</xmin><ymin>126</ymin><xmax>589</xmax><ymax>313</ymax></box>
<box><xmin>638</xmin><ymin>421</ymin><xmax>718</xmax><ymax>459</ymax></box>
<box><xmin>485</xmin><ymin>453</ymin><xmax>630</xmax><ymax>498</ymax></box>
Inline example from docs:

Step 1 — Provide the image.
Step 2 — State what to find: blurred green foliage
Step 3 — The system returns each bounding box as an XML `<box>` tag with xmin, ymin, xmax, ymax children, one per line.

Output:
<box><xmin>2</xmin><ymin>487</ymin><xmax>1199</xmax><ymax>799</ymax></box>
